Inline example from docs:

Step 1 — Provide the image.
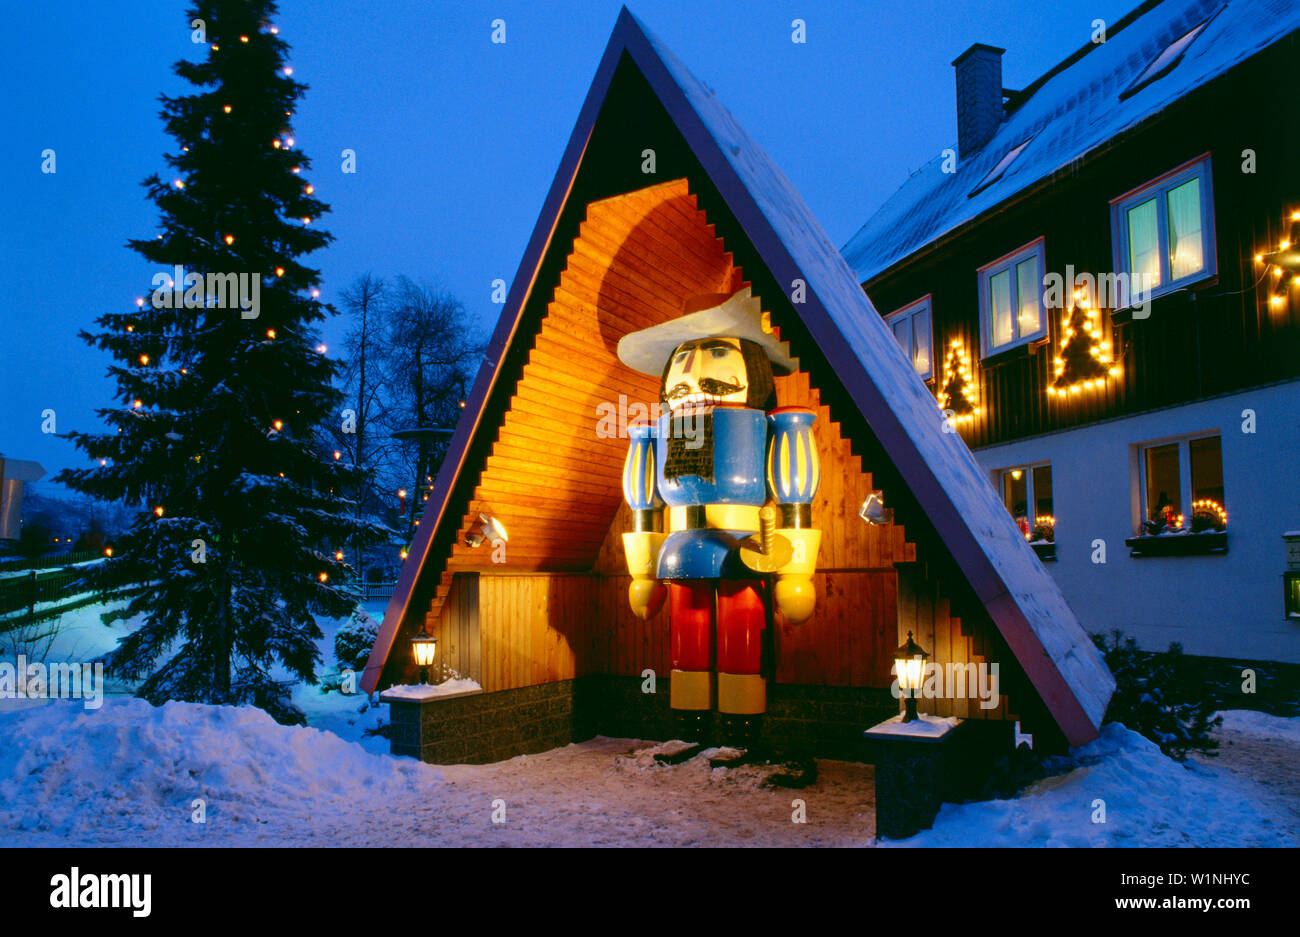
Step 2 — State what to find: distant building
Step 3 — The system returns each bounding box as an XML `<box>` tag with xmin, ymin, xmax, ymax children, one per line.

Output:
<box><xmin>846</xmin><ymin>0</ymin><xmax>1300</xmax><ymax>663</ymax></box>
<box><xmin>0</xmin><ymin>454</ymin><xmax>46</xmax><ymax>541</ymax></box>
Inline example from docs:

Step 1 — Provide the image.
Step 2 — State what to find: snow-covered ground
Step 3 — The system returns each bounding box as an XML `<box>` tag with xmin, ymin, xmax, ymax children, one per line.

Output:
<box><xmin>1</xmin><ymin>598</ymin><xmax>1297</xmax><ymax>846</ymax></box>
<box><xmin>890</xmin><ymin>719</ymin><xmax>1297</xmax><ymax>848</ymax></box>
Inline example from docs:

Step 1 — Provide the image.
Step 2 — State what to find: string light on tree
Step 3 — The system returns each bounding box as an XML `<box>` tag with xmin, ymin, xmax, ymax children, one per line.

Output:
<box><xmin>937</xmin><ymin>338</ymin><xmax>978</xmax><ymax>424</ymax></box>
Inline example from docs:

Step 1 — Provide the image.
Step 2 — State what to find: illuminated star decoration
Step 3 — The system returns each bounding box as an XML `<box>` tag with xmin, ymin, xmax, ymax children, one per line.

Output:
<box><xmin>1257</xmin><ymin>209</ymin><xmax>1300</xmax><ymax>310</ymax></box>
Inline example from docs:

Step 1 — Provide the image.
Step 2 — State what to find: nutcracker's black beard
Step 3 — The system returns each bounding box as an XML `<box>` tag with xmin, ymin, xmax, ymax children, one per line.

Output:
<box><xmin>663</xmin><ymin>411</ymin><xmax>714</xmax><ymax>481</ymax></box>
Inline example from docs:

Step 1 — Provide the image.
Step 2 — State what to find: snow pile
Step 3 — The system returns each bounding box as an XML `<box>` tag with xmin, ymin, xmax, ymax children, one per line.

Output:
<box><xmin>381</xmin><ymin>678</ymin><xmax>482</xmax><ymax>701</ymax></box>
<box><xmin>1214</xmin><ymin>709</ymin><xmax>1300</xmax><ymax>744</ymax></box>
<box><xmin>886</xmin><ymin>723</ymin><xmax>1297</xmax><ymax>848</ymax></box>
<box><xmin>0</xmin><ymin>698</ymin><xmax>438</xmax><ymax>846</ymax></box>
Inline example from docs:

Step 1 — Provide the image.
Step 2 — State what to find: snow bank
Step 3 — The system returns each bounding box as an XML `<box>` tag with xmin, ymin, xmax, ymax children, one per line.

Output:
<box><xmin>0</xmin><ymin>698</ymin><xmax>438</xmax><ymax>846</ymax></box>
<box><xmin>1214</xmin><ymin>709</ymin><xmax>1300</xmax><ymax>744</ymax></box>
<box><xmin>886</xmin><ymin>723</ymin><xmax>1297</xmax><ymax>848</ymax></box>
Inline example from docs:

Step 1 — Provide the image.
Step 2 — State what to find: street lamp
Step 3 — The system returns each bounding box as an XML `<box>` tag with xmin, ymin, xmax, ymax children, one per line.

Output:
<box><xmin>411</xmin><ymin>626</ymin><xmax>438</xmax><ymax>685</ymax></box>
<box><xmin>894</xmin><ymin>631</ymin><xmax>930</xmax><ymax>723</ymax></box>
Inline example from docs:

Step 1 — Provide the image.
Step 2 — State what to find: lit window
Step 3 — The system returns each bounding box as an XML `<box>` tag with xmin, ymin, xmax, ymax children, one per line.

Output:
<box><xmin>969</xmin><ymin>137</ymin><xmax>1033</xmax><ymax>198</ymax></box>
<box><xmin>1119</xmin><ymin>7</ymin><xmax>1222</xmax><ymax>100</ymax></box>
<box><xmin>997</xmin><ymin>463</ymin><xmax>1054</xmax><ymax>544</ymax></box>
<box><xmin>1110</xmin><ymin>155</ymin><xmax>1216</xmax><ymax>305</ymax></box>
<box><xmin>977</xmin><ymin>238</ymin><xmax>1047</xmax><ymax>357</ymax></box>
<box><xmin>1136</xmin><ymin>432</ymin><xmax>1225</xmax><ymax>536</ymax></box>
<box><xmin>885</xmin><ymin>295</ymin><xmax>933</xmax><ymax>380</ymax></box>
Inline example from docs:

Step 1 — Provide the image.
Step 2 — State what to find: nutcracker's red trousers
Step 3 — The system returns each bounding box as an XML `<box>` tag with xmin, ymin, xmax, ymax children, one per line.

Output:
<box><xmin>668</xmin><ymin>580</ymin><xmax>766</xmax><ymax>715</ymax></box>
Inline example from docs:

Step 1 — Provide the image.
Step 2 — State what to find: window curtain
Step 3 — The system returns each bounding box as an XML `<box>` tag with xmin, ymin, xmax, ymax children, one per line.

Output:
<box><xmin>1127</xmin><ymin>198</ymin><xmax>1161</xmax><ymax>289</ymax></box>
<box><xmin>989</xmin><ymin>269</ymin><xmax>1012</xmax><ymax>347</ymax></box>
<box><xmin>1167</xmin><ymin>179</ymin><xmax>1203</xmax><ymax>281</ymax></box>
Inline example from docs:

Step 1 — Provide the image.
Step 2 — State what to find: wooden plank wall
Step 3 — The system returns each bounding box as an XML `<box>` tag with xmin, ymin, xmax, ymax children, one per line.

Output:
<box><xmin>896</xmin><ymin>563</ymin><xmax>1011</xmax><ymax>721</ymax></box>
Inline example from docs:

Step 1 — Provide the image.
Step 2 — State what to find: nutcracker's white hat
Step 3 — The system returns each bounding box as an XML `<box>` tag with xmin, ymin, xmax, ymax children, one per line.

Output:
<box><xmin>616</xmin><ymin>286</ymin><xmax>798</xmax><ymax>376</ymax></box>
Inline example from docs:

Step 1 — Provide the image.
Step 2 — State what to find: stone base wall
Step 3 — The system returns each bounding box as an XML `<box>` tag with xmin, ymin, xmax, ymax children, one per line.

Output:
<box><xmin>389</xmin><ymin>681</ymin><xmax>579</xmax><ymax>765</ymax></box>
<box><xmin>388</xmin><ymin>675</ymin><xmax>910</xmax><ymax>765</ymax></box>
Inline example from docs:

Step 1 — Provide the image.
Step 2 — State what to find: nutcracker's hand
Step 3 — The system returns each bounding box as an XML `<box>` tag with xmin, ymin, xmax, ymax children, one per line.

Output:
<box><xmin>772</xmin><ymin>527</ymin><xmax>821</xmax><ymax>624</ymax></box>
<box><xmin>622</xmin><ymin>531</ymin><xmax>666</xmax><ymax>619</ymax></box>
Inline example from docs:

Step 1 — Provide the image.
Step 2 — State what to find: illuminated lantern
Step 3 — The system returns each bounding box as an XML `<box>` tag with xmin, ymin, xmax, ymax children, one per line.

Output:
<box><xmin>411</xmin><ymin>626</ymin><xmax>438</xmax><ymax>684</ymax></box>
<box><xmin>894</xmin><ymin>631</ymin><xmax>930</xmax><ymax>722</ymax></box>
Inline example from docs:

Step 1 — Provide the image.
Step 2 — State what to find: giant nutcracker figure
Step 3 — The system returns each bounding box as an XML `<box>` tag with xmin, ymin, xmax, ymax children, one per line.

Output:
<box><xmin>616</xmin><ymin>288</ymin><xmax>820</xmax><ymax>744</ymax></box>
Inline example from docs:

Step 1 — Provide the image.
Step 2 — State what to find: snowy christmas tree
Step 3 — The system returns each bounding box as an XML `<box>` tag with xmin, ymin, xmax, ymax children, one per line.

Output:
<box><xmin>57</xmin><ymin>0</ymin><xmax>385</xmax><ymax>723</ymax></box>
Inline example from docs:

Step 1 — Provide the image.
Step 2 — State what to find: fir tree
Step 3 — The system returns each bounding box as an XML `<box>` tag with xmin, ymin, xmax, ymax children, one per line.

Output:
<box><xmin>57</xmin><ymin>0</ymin><xmax>385</xmax><ymax>723</ymax></box>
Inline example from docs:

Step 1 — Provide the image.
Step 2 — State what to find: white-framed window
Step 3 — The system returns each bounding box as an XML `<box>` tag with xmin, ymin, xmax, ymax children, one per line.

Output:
<box><xmin>995</xmin><ymin>462</ymin><xmax>1054</xmax><ymax>543</ymax></box>
<box><xmin>977</xmin><ymin>237</ymin><xmax>1047</xmax><ymax>357</ymax></box>
<box><xmin>885</xmin><ymin>295</ymin><xmax>933</xmax><ymax>381</ymax></box>
<box><xmin>1135</xmin><ymin>432</ymin><xmax>1226</xmax><ymax>535</ymax></box>
<box><xmin>1110</xmin><ymin>155</ymin><xmax>1216</xmax><ymax>306</ymax></box>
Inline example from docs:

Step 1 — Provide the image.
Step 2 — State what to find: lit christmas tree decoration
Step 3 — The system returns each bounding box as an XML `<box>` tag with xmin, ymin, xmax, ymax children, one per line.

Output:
<box><xmin>937</xmin><ymin>338</ymin><xmax>978</xmax><ymax>424</ymax></box>
<box><xmin>1048</xmin><ymin>298</ymin><xmax>1118</xmax><ymax>396</ymax></box>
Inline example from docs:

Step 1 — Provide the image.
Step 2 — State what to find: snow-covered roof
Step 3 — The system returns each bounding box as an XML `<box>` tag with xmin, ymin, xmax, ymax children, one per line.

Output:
<box><xmin>844</xmin><ymin>0</ymin><xmax>1300</xmax><ymax>284</ymax></box>
<box><xmin>365</xmin><ymin>7</ymin><xmax>1116</xmax><ymax>745</ymax></box>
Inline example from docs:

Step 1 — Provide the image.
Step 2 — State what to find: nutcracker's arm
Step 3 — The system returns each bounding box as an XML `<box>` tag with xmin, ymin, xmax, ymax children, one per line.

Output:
<box><xmin>621</xmin><ymin>420</ymin><xmax>667</xmax><ymax>619</ymax></box>
<box><xmin>765</xmin><ymin>407</ymin><xmax>822</xmax><ymax>623</ymax></box>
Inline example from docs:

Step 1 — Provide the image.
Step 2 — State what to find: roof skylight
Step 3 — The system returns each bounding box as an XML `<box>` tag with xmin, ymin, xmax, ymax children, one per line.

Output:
<box><xmin>968</xmin><ymin>137</ymin><xmax>1034</xmax><ymax>198</ymax></box>
<box><xmin>1120</xmin><ymin>6</ymin><xmax>1223</xmax><ymax>100</ymax></box>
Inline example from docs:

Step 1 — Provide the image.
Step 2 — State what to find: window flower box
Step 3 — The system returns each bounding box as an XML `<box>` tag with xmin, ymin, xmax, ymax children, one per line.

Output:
<box><xmin>1125</xmin><ymin>530</ymin><xmax>1227</xmax><ymax>557</ymax></box>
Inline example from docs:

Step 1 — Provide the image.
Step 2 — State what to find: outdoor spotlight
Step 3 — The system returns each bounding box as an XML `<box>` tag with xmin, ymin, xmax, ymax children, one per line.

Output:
<box><xmin>894</xmin><ymin>630</ymin><xmax>930</xmax><ymax>723</ymax></box>
<box><xmin>411</xmin><ymin>626</ymin><xmax>438</xmax><ymax>685</ymax></box>
<box><xmin>859</xmin><ymin>491</ymin><xmax>892</xmax><ymax>526</ymax></box>
<box><xmin>464</xmin><ymin>513</ymin><xmax>508</xmax><ymax>548</ymax></box>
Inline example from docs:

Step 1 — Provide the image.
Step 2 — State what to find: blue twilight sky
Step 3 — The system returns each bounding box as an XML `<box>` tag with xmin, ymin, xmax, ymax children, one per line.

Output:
<box><xmin>1</xmin><ymin>0</ymin><xmax>1134</xmax><ymax>484</ymax></box>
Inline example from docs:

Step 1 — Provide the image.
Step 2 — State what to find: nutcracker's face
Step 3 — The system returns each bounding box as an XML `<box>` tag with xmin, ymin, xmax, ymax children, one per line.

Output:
<box><xmin>661</xmin><ymin>336</ymin><xmax>749</xmax><ymax>410</ymax></box>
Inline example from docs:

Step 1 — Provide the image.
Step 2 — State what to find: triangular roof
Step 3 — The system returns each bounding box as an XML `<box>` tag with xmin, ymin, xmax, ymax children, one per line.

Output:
<box><xmin>362</xmin><ymin>7</ymin><xmax>1114</xmax><ymax>746</ymax></box>
<box><xmin>844</xmin><ymin>0</ymin><xmax>1300</xmax><ymax>283</ymax></box>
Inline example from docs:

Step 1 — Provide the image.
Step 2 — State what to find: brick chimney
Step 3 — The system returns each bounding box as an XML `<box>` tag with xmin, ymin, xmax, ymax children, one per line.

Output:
<box><xmin>952</xmin><ymin>43</ymin><xmax>1005</xmax><ymax>158</ymax></box>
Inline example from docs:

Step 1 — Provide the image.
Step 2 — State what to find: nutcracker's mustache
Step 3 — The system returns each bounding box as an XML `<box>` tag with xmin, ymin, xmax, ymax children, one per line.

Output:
<box><xmin>663</xmin><ymin>377</ymin><xmax>746</xmax><ymax>402</ymax></box>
